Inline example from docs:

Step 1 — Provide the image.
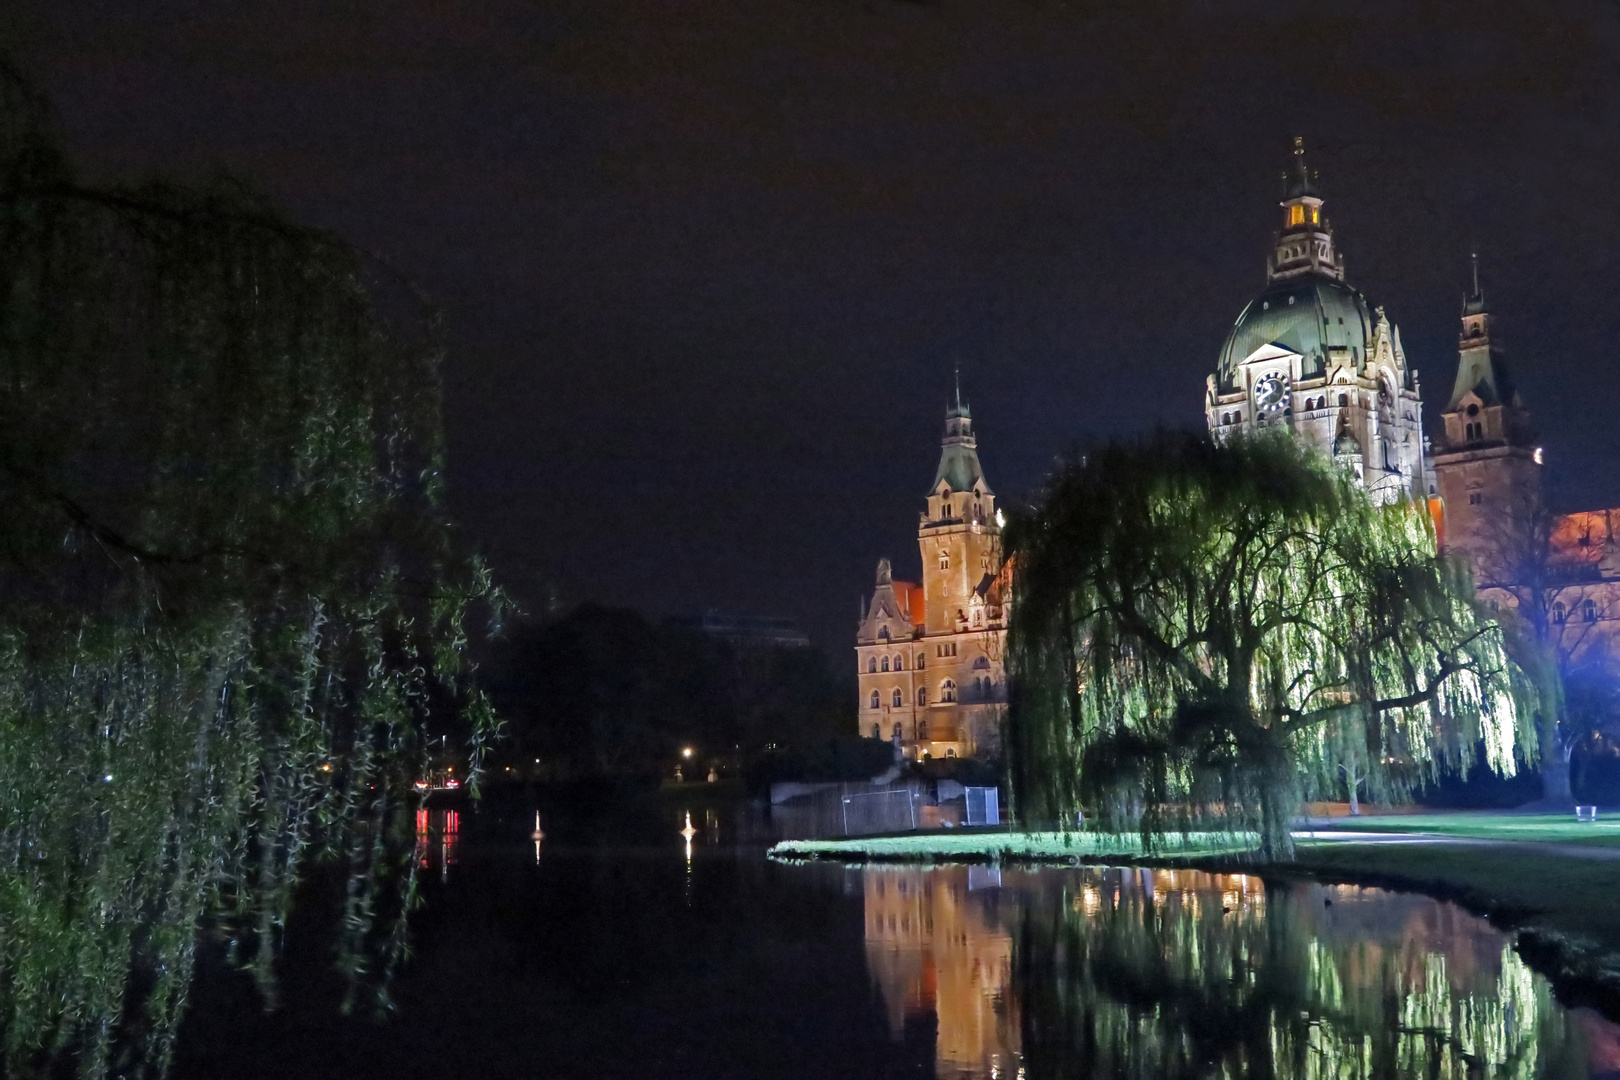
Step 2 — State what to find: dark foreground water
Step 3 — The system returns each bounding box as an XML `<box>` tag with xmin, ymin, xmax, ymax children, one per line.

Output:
<box><xmin>171</xmin><ymin>796</ymin><xmax>1620</xmax><ymax>1079</ymax></box>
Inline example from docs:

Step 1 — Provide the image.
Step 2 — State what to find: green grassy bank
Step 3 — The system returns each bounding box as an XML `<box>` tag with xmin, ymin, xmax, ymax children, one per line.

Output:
<box><xmin>769</xmin><ymin>828</ymin><xmax>1255</xmax><ymax>862</ymax></box>
<box><xmin>1304</xmin><ymin>811</ymin><xmax>1620</xmax><ymax>848</ymax></box>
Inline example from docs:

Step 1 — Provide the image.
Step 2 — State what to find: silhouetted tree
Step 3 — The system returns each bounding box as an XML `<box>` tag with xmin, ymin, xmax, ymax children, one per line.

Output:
<box><xmin>0</xmin><ymin>63</ymin><xmax>502</xmax><ymax>1079</ymax></box>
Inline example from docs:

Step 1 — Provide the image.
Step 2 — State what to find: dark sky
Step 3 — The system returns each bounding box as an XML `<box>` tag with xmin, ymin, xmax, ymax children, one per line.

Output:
<box><xmin>6</xmin><ymin>1</ymin><xmax>1620</xmax><ymax>649</ymax></box>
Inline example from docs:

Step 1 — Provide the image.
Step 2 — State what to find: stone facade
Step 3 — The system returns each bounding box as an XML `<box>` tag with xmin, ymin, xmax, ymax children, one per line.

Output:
<box><xmin>1431</xmin><ymin>274</ymin><xmax>1620</xmax><ymax>667</ymax></box>
<box><xmin>856</xmin><ymin>391</ymin><xmax>1009</xmax><ymax>761</ymax></box>
<box><xmin>1206</xmin><ymin>138</ymin><xmax>1431</xmax><ymax>505</ymax></box>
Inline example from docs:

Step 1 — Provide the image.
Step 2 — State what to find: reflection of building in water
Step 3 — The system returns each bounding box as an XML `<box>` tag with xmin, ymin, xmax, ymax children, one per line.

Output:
<box><xmin>863</xmin><ymin>866</ymin><xmax>1019</xmax><ymax>1079</ymax></box>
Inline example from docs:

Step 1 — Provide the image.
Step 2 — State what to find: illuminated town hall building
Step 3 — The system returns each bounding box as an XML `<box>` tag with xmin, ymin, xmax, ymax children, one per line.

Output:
<box><xmin>856</xmin><ymin>384</ymin><xmax>1010</xmax><ymax>762</ymax></box>
<box><xmin>859</xmin><ymin>141</ymin><xmax>1620</xmax><ymax>758</ymax></box>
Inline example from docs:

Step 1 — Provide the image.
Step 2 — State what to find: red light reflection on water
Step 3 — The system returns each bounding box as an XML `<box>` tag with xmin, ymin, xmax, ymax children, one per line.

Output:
<box><xmin>414</xmin><ymin>808</ymin><xmax>460</xmax><ymax>878</ymax></box>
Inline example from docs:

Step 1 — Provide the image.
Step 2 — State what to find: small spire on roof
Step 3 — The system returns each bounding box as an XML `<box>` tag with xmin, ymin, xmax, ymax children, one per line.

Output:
<box><xmin>1285</xmin><ymin>136</ymin><xmax>1319</xmax><ymax>200</ymax></box>
<box><xmin>1471</xmin><ymin>249</ymin><xmax>1480</xmax><ymax>296</ymax></box>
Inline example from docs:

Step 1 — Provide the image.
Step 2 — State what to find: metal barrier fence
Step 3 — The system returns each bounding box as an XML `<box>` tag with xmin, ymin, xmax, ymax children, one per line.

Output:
<box><xmin>771</xmin><ymin>782</ymin><xmax>923</xmax><ymax>839</ymax></box>
<box><xmin>964</xmin><ymin>786</ymin><xmax>1000</xmax><ymax>827</ymax></box>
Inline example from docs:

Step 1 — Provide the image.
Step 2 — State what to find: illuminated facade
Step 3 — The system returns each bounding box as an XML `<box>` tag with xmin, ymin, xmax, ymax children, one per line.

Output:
<box><xmin>1431</xmin><ymin>268</ymin><xmax>1620</xmax><ymax>664</ymax></box>
<box><xmin>1211</xmin><ymin>140</ymin><xmax>1620</xmax><ymax>667</ymax></box>
<box><xmin>1206</xmin><ymin>138</ymin><xmax>1432</xmax><ymax>505</ymax></box>
<box><xmin>855</xmin><ymin>388</ymin><xmax>1009</xmax><ymax>761</ymax></box>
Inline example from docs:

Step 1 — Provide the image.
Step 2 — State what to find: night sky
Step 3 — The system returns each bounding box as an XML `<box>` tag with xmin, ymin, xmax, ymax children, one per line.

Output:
<box><xmin>6</xmin><ymin>1</ymin><xmax>1620</xmax><ymax>649</ymax></box>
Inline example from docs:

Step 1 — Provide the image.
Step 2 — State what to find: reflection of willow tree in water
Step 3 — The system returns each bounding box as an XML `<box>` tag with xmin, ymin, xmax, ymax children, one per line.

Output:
<box><xmin>1005</xmin><ymin>433</ymin><xmax>1529</xmax><ymax>856</ymax></box>
<box><xmin>0</xmin><ymin>66</ymin><xmax>503</xmax><ymax>1078</ymax></box>
<box><xmin>1012</xmin><ymin>871</ymin><xmax>1589</xmax><ymax>1080</ymax></box>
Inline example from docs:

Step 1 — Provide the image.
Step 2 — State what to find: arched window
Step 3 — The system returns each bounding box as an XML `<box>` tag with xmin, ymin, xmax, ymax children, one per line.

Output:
<box><xmin>892</xmin><ymin>722</ymin><xmax>902</xmax><ymax>740</ymax></box>
<box><xmin>893</xmin><ymin>654</ymin><xmax>904</xmax><ymax>670</ymax></box>
<box><xmin>917</xmin><ymin>687</ymin><xmax>927</xmax><ymax>706</ymax></box>
<box><xmin>880</xmin><ymin>656</ymin><xmax>889</xmax><ymax>672</ymax></box>
<box><xmin>941</xmin><ymin>679</ymin><xmax>957</xmax><ymax>703</ymax></box>
<box><xmin>1552</xmin><ymin>601</ymin><xmax>1568</xmax><ymax>624</ymax></box>
<box><xmin>870</xmin><ymin>690</ymin><xmax>880</xmax><ymax>710</ymax></box>
<box><xmin>1584</xmin><ymin>599</ymin><xmax>1600</xmax><ymax>623</ymax></box>
<box><xmin>868</xmin><ymin>657</ymin><xmax>877</xmax><ymax>673</ymax></box>
<box><xmin>938</xmin><ymin>549</ymin><xmax>950</xmax><ymax>571</ymax></box>
<box><xmin>946</xmin><ymin>748</ymin><xmax>956</xmax><ymax>758</ymax></box>
<box><xmin>892</xmin><ymin>688</ymin><xmax>904</xmax><ymax>707</ymax></box>
<box><xmin>871</xmin><ymin>723</ymin><xmax>880</xmax><ymax>739</ymax></box>
<box><xmin>878</xmin><ymin>626</ymin><xmax>890</xmax><ymax>641</ymax></box>
<box><xmin>917</xmin><ymin>653</ymin><xmax>925</xmax><ymax>669</ymax></box>
<box><xmin>917</xmin><ymin>719</ymin><xmax>929</xmax><ymax>741</ymax></box>
<box><xmin>1338</xmin><ymin>393</ymin><xmax>1349</xmax><ymax>408</ymax></box>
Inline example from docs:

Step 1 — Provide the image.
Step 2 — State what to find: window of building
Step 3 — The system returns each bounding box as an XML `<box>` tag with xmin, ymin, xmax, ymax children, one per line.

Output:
<box><xmin>917</xmin><ymin>687</ymin><xmax>927</xmax><ymax>706</ymax></box>
<box><xmin>1338</xmin><ymin>393</ymin><xmax>1348</xmax><ymax>408</ymax></box>
<box><xmin>1584</xmin><ymin>599</ymin><xmax>1600</xmax><ymax>623</ymax></box>
<box><xmin>880</xmin><ymin>656</ymin><xmax>889</xmax><ymax>672</ymax></box>
<box><xmin>868</xmin><ymin>657</ymin><xmax>877</xmax><ymax>673</ymax></box>
<box><xmin>938</xmin><ymin>549</ymin><xmax>950</xmax><ymax>571</ymax></box>
<box><xmin>1309</xmin><ymin>205</ymin><xmax>1320</xmax><ymax>224</ymax></box>
<box><xmin>917</xmin><ymin>653</ymin><xmax>925</xmax><ymax>669</ymax></box>
<box><xmin>1288</xmin><ymin>204</ymin><xmax>1304</xmax><ymax>226</ymax></box>
<box><xmin>871</xmin><ymin>723</ymin><xmax>880</xmax><ymax>739</ymax></box>
<box><xmin>941</xmin><ymin>679</ymin><xmax>957</xmax><ymax>703</ymax></box>
<box><xmin>946</xmin><ymin>748</ymin><xmax>956</xmax><ymax>758</ymax></box>
<box><xmin>1553</xmin><ymin>602</ymin><xmax>1567</xmax><ymax>624</ymax></box>
<box><xmin>1468</xmin><ymin>491</ymin><xmax>1482</xmax><ymax>505</ymax></box>
<box><xmin>892</xmin><ymin>688</ymin><xmax>903</xmax><ymax>707</ymax></box>
<box><xmin>870</xmin><ymin>690</ymin><xmax>880</xmax><ymax>710</ymax></box>
<box><xmin>917</xmin><ymin>719</ymin><xmax>929</xmax><ymax>740</ymax></box>
<box><xmin>936</xmin><ymin>642</ymin><xmax>957</xmax><ymax>658</ymax></box>
<box><xmin>878</xmin><ymin>627</ymin><xmax>890</xmax><ymax>641</ymax></box>
<box><xmin>893</xmin><ymin>654</ymin><xmax>904</xmax><ymax>670</ymax></box>
<box><xmin>892</xmin><ymin>722</ymin><xmax>902</xmax><ymax>740</ymax></box>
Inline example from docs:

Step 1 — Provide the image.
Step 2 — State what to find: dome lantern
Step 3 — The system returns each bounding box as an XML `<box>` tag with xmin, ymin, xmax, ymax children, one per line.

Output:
<box><xmin>1269</xmin><ymin>137</ymin><xmax>1342</xmax><ymax>284</ymax></box>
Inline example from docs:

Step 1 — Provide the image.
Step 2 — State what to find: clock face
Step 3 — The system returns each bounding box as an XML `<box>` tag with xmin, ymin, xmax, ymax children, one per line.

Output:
<box><xmin>1254</xmin><ymin>373</ymin><xmax>1288</xmax><ymax>413</ymax></box>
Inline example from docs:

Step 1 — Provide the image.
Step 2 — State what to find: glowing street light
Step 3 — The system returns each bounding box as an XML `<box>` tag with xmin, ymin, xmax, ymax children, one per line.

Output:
<box><xmin>681</xmin><ymin>746</ymin><xmax>693</xmax><ymax>759</ymax></box>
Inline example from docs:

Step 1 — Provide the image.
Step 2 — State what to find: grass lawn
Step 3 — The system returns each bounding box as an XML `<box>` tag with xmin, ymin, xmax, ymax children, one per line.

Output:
<box><xmin>1304</xmin><ymin>811</ymin><xmax>1620</xmax><ymax>848</ymax></box>
<box><xmin>769</xmin><ymin>829</ymin><xmax>1255</xmax><ymax>861</ymax></box>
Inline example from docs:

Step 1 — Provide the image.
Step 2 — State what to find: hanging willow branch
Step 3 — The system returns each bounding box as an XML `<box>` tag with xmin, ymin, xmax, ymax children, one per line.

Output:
<box><xmin>0</xmin><ymin>63</ymin><xmax>507</xmax><ymax>1079</ymax></box>
<box><xmin>1004</xmin><ymin>430</ymin><xmax>1532</xmax><ymax>859</ymax></box>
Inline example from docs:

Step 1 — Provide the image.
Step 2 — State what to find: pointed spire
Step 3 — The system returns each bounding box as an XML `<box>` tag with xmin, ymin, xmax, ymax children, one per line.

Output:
<box><xmin>946</xmin><ymin>362</ymin><xmax>970</xmax><ymax>420</ymax></box>
<box><xmin>933</xmin><ymin>371</ymin><xmax>988</xmax><ymax>497</ymax></box>
<box><xmin>1463</xmin><ymin>249</ymin><xmax>1486</xmax><ymax>315</ymax></box>
<box><xmin>1285</xmin><ymin>136</ymin><xmax>1319</xmax><ymax>199</ymax></box>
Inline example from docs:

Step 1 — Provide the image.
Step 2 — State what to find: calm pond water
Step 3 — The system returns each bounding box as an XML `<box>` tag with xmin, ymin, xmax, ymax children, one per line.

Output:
<box><xmin>170</xmin><ymin>797</ymin><xmax>1620</xmax><ymax>1079</ymax></box>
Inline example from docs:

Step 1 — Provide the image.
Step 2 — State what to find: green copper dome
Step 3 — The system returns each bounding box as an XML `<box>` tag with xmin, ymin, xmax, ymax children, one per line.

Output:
<box><xmin>1215</xmin><ymin>276</ymin><xmax>1375</xmax><ymax>394</ymax></box>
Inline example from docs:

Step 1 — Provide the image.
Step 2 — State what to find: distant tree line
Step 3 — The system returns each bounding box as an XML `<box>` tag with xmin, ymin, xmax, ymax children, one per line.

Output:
<box><xmin>485</xmin><ymin>604</ymin><xmax>890</xmax><ymax>789</ymax></box>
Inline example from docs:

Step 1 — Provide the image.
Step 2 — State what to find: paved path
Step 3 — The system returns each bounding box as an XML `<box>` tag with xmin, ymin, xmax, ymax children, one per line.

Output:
<box><xmin>1295</xmin><ymin>828</ymin><xmax>1620</xmax><ymax>862</ymax></box>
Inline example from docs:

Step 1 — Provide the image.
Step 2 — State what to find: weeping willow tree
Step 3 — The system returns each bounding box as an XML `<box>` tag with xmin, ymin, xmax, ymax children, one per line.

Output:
<box><xmin>1005</xmin><ymin>430</ymin><xmax>1530</xmax><ymax>858</ymax></box>
<box><xmin>0</xmin><ymin>65</ymin><xmax>504</xmax><ymax>1078</ymax></box>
